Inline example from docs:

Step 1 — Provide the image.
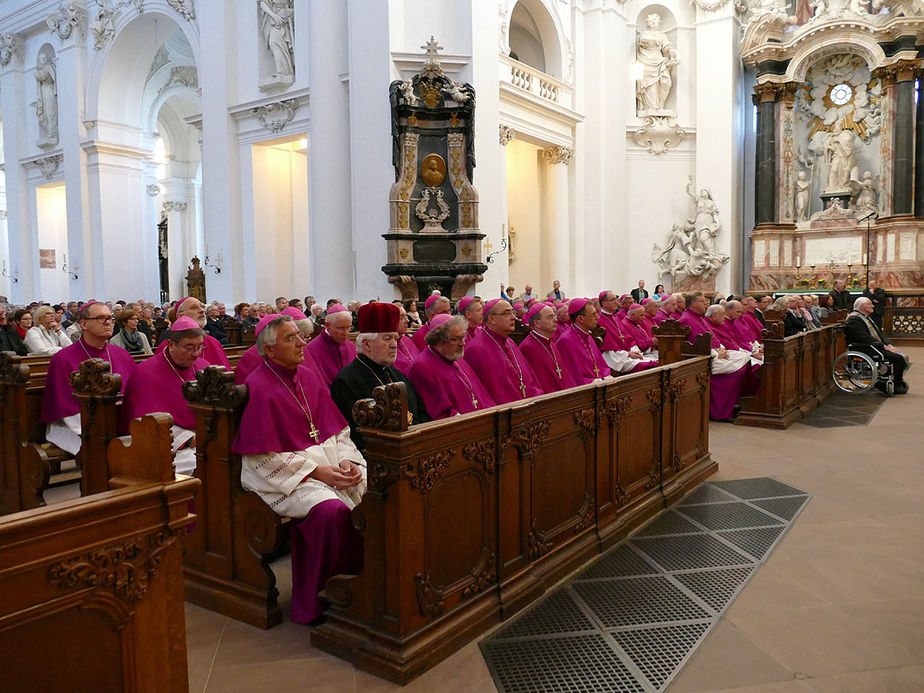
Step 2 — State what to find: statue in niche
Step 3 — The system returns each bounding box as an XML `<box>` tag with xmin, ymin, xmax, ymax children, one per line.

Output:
<box><xmin>652</xmin><ymin>177</ymin><xmax>730</xmax><ymax>282</ymax></box>
<box><xmin>794</xmin><ymin>171</ymin><xmax>811</xmax><ymax>222</ymax></box>
<box><xmin>635</xmin><ymin>13</ymin><xmax>678</xmax><ymax>116</ymax></box>
<box><xmin>33</xmin><ymin>50</ymin><xmax>58</xmax><ymax>148</ymax></box>
<box><xmin>824</xmin><ymin>121</ymin><xmax>858</xmax><ymax>192</ymax></box>
<box><xmin>853</xmin><ymin>171</ymin><xmax>878</xmax><ymax>214</ymax></box>
<box><xmin>258</xmin><ymin>0</ymin><xmax>295</xmax><ymax>81</ymax></box>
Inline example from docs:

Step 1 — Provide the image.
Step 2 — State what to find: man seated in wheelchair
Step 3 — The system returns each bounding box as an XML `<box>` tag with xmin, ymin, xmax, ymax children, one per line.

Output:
<box><xmin>844</xmin><ymin>297</ymin><xmax>910</xmax><ymax>395</ymax></box>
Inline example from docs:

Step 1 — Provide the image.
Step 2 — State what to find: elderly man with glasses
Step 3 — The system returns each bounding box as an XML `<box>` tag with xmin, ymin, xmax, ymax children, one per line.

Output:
<box><xmin>41</xmin><ymin>301</ymin><xmax>137</xmax><ymax>456</ymax></box>
<box><xmin>121</xmin><ymin>316</ymin><xmax>209</xmax><ymax>475</ymax></box>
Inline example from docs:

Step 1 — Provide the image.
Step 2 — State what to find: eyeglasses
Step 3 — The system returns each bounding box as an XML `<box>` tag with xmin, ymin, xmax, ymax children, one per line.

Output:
<box><xmin>178</xmin><ymin>343</ymin><xmax>205</xmax><ymax>354</ymax></box>
<box><xmin>87</xmin><ymin>315</ymin><xmax>114</xmax><ymax>324</ymax></box>
<box><xmin>492</xmin><ymin>309</ymin><xmax>515</xmax><ymax>316</ymax></box>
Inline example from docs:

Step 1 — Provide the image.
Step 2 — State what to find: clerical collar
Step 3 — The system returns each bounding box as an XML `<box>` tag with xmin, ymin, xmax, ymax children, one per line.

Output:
<box><xmin>484</xmin><ymin>327</ymin><xmax>510</xmax><ymax>345</ymax></box>
<box><xmin>80</xmin><ymin>337</ymin><xmax>107</xmax><ymax>353</ymax></box>
<box><xmin>357</xmin><ymin>353</ymin><xmax>389</xmax><ymax>373</ymax></box>
<box><xmin>573</xmin><ymin>324</ymin><xmax>591</xmax><ymax>335</ymax></box>
<box><xmin>530</xmin><ymin>330</ymin><xmax>554</xmax><ymax>343</ymax></box>
<box><xmin>264</xmin><ymin>357</ymin><xmax>298</xmax><ymax>380</ymax></box>
<box><xmin>600</xmin><ymin>310</ymin><xmax>614</xmax><ymax>316</ymax></box>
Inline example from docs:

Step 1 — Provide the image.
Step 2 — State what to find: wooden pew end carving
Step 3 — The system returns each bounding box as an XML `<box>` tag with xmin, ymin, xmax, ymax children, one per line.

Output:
<box><xmin>109</xmin><ymin>412</ymin><xmax>177</xmax><ymax>486</ymax></box>
<box><xmin>353</xmin><ymin>382</ymin><xmax>409</xmax><ymax>432</ymax></box>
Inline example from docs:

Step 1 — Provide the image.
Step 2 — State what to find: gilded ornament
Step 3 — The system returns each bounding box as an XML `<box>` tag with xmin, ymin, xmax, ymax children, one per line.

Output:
<box><xmin>420</xmin><ymin>154</ymin><xmax>446</xmax><ymax>187</ymax></box>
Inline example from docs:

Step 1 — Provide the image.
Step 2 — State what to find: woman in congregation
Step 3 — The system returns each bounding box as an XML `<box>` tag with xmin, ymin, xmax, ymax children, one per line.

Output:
<box><xmin>110</xmin><ymin>308</ymin><xmax>153</xmax><ymax>355</ymax></box>
<box><xmin>24</xmin><ymin>305</ymin><xmax>72</xmax><ymax>355</ymax></box>
<box><xmin>12</xmin><ymin>308</ymin><xmax>32</xmax><ymax>339</ymax></box>
<box><xmin>404</xmin><ymin>299</ymin><xmax>422</xmax><ymax>328</ymax></box>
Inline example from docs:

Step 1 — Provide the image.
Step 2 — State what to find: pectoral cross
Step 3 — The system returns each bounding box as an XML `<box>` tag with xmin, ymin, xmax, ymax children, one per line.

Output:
<box><xmin>309</xmin><ymin>422</ymin><xmax>320</xmax><ymax>442</ymax></box>
<box><xmin>519</xmin><ymin>380</ymin><xmax>527</xmax><ymax>397</ymax></box>
<box><xmin>472</xmin><ymin>398</ymin><xmax>479</xmax><ymax>408</ymax></box>
<box><xmin>555</xmin><ymin>365</ymin><xmax>562</xmax><ymax>379</ymax></box>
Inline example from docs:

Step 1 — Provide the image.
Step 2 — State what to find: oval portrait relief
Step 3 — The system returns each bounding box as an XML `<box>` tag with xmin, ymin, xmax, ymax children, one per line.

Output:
<box><xmin>420</xmin><ymin>153</ymin><xmax>446</xmax><ymax>188</ymax></box>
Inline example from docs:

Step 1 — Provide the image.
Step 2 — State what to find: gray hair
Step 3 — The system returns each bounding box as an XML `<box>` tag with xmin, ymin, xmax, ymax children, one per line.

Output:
<box><xmin>293</xmin><ymin>318</ymin><xmax>313</xmax><ymax>337</ymax></box>
<box><xmin>256</xmin><ymin>315</ymin><xmax>293</xmax><ymax>356</ymax></box>
<box><xmin>356</xmin><ymin>332</ymin><xmax>378</xmax><ymax>352</ymax></box>
<box><xmin>853</xmin><ymin>296</ymin><xmax>871</xmax><ymax>311</ymax></box>
<box><xmin>425</xmin><ymin>296</ymin><xmax>450</xmax><ymax>316</ymax></box>
<box><xmin>725</xmin><ymin>300</ymin><xmax>742</xmax><ymax>312</ymax></box>
<box><xmin>425</xmin><ymin>315</ymin><xmax>467</xmax><ymax>345</ymax></box>
<box><xmin>166</xmin><ymin>327</ymin><xmax>207</xmax><ymax>343</ymax></box>
<box><xmin>705</xmin><ymin>304</ymin><xmax>725</xmax><ymax>318</ymax></box>
<box><xmin>325</xmin><ymin>310</ymin><xmax>352</xmax><ymax>326</ymax></box>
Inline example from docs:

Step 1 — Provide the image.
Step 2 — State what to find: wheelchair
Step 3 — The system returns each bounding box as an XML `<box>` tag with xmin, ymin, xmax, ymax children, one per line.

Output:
<box><xmin>832</xmin><ymin>344</ymin><xmax>899</xmax><ymax>396</ymax></box>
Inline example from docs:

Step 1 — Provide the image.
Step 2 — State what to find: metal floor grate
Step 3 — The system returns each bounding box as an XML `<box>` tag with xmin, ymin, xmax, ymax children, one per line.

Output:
<box><xmin>481</xmin><ymin>478</ymin><xmax>810</xmax><ymax>692</ymax></box>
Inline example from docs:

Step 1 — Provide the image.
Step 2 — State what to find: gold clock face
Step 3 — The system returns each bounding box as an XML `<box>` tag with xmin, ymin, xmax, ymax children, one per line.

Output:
<box><xmin>827</xmin><ymin>83</ymin><xmax>854</xmax><ymax>107</ymax></box>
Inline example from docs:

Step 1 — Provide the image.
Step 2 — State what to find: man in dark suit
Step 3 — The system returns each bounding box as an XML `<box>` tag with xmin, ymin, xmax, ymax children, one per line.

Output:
<box><xmin>844</xmin><ymin>297</ymin><xmax>908</xmax><ymax>394</ymax></box>
<box><xmin>630</xmin><ymin>280</ymin><xmax>649</xmax><ymax>303</ymax></box>
<box><xmin>829</xmin><ymin>279</ymin><xmax>852</xmax><ymax>311</ymax></box>
<box><xmin>861</xmin><ymin>279</ymin><xmax>886</xmax><ymax>328</ymax></box>
<box><xmin>783</xmin><ymin>296</ymin><xmax>807</xmax><ymax>337</ymax></box>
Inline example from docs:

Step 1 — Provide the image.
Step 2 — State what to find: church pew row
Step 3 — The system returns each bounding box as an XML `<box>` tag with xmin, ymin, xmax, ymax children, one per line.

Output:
<box><xmin>0</xmin><ymin>345</ymin><xmax>248</xmax><ymax>515</ymax></box>
<box><xmin>0</xmin><ymin>413</ymin><xmax>199</xmax><ymax>693</ymax></box>
<box><xmin>735</xmin><ymin>321</ymin><xmax>840</xmax><ymax>428</ymax></box>
<box><xmin>311</xmin><ymin>352</ymin><xmax>717</xmax><ymax>684</ymax></box>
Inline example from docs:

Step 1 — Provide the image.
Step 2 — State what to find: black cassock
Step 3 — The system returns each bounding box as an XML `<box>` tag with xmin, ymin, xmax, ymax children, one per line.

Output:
<box><xmin>330</xmin><ymin>353</ymin><xmax>430</xmax><ymax>450</ymax></box>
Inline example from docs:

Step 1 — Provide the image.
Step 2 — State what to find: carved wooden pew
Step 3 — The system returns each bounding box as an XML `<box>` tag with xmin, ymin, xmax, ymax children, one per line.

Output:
<box><xmin>734</xmin><ymin>322</ymin><xmax>839</xmax><ymax>428</ymax></box>
<box><xmin>0</xmin><ymin>413</ymin><xmax>199</xmax><ymax>693</ymax></box>
<box><xmin>311</xmin><ymin>354</ymin><xmax>717</xmax><ymax>683</ymax></box>
<box><xmin>181</xmin><ymin>366</ymin><xmax>288</xmax><ymax>629</ymax></box>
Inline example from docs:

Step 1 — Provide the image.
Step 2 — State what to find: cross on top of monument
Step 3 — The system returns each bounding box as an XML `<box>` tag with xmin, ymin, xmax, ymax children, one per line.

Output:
<box><xmin>421</xmin><ymin>35</ymin><xmax>444</xmax><ymax>79</ymax></box>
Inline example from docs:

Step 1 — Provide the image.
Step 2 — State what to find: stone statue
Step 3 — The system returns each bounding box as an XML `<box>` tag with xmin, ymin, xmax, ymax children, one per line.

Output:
<box><xmin>259</xmin><ymin>0</ymin><xmax>295</xmax><ymax>81</ymax></box>
<box><xmin>824</xmin><ymin>121</ymin><xmax>857</xmax><ymax>193</ymax></box>
<box><xmin>635</xmin><ymin>13</ymin><xmax>678</xmax><ymax>116</ymax></box>
<box><xmin>853</xmin><ymin>171</ymin><xmax>878</xmax><ymax>213</ymax></box>
<box><xmin>652</xmin><ymin>177</ymin><xmax>730</xmax><ymax>282</ymax></box>
<box><xmin>33</xmin><ymin>51</ymin><xmax>58</xmax><ymax>148</ymax></box>
<box><xmin>794</xmin><ymin>170</ymin><xmax>811</xmax><ymax>222</ymax></box>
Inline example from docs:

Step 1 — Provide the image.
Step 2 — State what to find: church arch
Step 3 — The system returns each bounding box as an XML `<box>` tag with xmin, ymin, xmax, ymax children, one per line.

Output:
<box><xmin>786</xmin><ymin>30</ymin><xmax>885</xmax><ymax>84</ymax></box>
<box><xmin>507</xmin><ymin>0</ymin><xmax>565</xmax><ymax>80</ymax></box>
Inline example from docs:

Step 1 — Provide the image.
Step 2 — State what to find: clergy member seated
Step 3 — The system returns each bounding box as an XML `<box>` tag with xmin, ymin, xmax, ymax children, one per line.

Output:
<box><xmin>232</xmin><ymin>314</ymin><xmax>366</xmax><ymax>625</ymax></box>
<box><xmin>464</xmin><ymin>298</ymin><xmax>542</xmax><ymax>404</ymax></box>
<box><xmin>393</xmin><ymin>302</ymin><xmax>419</xmax><ymax>373</ymax></box>
<box><xmin>597</xmin><ymin>291</ymin><xmax>650</xmax><ymax>374</ymax></box>
<box><xmin>457</xmin><ymin>295</ymin><xmax>484</xmax><ymax>344</ymax></box>
<box><xmin>407</xmin><ymin>314</ymin><xmax>494</xmax><ymax>420</ymax></box>
<box><xmin>331</xmin><ymin>302</ymin><xmax>429</xmax><ymax>449</ymax></box>
<box><xmin>155</xmin><ymin>296</ymin><xmax>231</xmax><ymax>368</ymax></box>
<box><xmin>41</xmin><ymin>301</ymin><xmax>137</xmax><ymax>455</ymax></box>
<box><xmin>618</xmin><ymin>304</ymin><xmax>660</xmax><ymax>369</ymax></box>
<box><xmin>235</xmin><ymin>308</ymin><xmax>322</xmax><ymax>385</ymax></box>
<box><xmin>411</xmin><ymin>294</ymin><xmax>451</xmax><ymax>350</ymax></box>
<box><xmin>679</xmin><ymin>292</ymin><xmax>748</xmax><ymax>421</ymax></box>
<box><xmin>518</xmin><ymin>302</ymin><xmax>576</xmax><ymax>393</ymax></box>
<box><xmin>307</xmin><ymin>304</ymin><xmax>357</xmax><ymax>386</ymax></box>
<box><xmin>555</xmin><ymin>298</ymin><xmax>611</xmax><ymax>384</ymax></box>
<box><xmin>121</xmin><ymin>316</ymin><xmax>208</xmax><ymax>475</ymax></box>
<box><xmin>844</xmin><ymin>297</ymin><xmax>909</xmax><ymax>394</ymax></box>
<box><xmin>653</xmin><ymin>294</ymin><xmax>678</xmax><ymax>325</ymax></box>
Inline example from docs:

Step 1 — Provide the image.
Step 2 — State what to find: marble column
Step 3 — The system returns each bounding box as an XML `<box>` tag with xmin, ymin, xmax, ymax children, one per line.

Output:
<box><xmin>915</xmin><ymin>71</ymin><xmax>924</xmax><ymax>218</ymax></box>
<box><xmin>890</xmin><ymin>61</ymin><xmax>917</xmax><ymax>216</ymax></box>
<box><xmin>542</xmin><ymin>147</ymin><xmax>573</xmax><ymax>291</ymax></box>
<box><xmin>753</xmin><ymin>83</ymin><xmax>779</xmax><ymax>226</ymax></box>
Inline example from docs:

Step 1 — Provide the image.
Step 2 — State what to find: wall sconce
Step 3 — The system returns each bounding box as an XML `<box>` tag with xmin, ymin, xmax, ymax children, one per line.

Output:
<box><xmin>203</xmin><ymin>254</ymin><xmax>221</xmax><ymax>274</ymax></box>
<box><xmin>1</xmin><ymin>261</ymin><xmax>19</xmax><ymax>283</ymax></box>
<box><xmin>486</xmin><ymin>224</ymin><xmax>508</xmax><ymax>264</ymax></box>
<box><xmin>61</xmin><ymin>253</ymin><xmax>78</xmax><ymax>280</ymax></box>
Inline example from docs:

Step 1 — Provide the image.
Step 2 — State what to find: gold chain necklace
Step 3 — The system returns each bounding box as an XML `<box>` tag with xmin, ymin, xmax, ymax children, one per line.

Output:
<box><xmin>263</xmin><ymin>362</ymin><xmax>320</xmax><ymax>442</ymax></box>
<box><xmin>529</xmin><ymin>331</ymin><xmax>562</xmax><ymax>379</ymax></box>
<box><xmin>485</xmin><ymin>329</ymin><xmax>527</xmax><ymax>397</ymax></box>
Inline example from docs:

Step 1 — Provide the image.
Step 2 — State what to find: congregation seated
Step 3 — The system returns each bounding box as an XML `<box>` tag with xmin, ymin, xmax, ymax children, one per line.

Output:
<box><xmin>407</xmin><ymin>314</ymin><xmax>494</xmax><ymax>420</ymax></box>
<box><xmin>12</xmin><ymin>308</ymin><xmax>32</xmax><ymax>341</ymax></box>
<box><xmin>204</xmin><ymin>304</ymin><xmax>228</xmax><ymax>345</ymax></box>
<box><xmin>844</xmin><ymin>297</ymin><xmax>909</xmax><ymax>394</ymax></box>
<box><xmin>109</xmin><ymin>308</ymin><xmax>153</xmax><ymax>355</ymax></box>
<box><xmin>41</xmin><ymin>301</ymin><xmax>136</xmax><ymax>455</ymax></box>
<box><xmin>121</xmin><ymin>316</ymin><xmax>208</xmax><ymax>475</ymax></box>
<box><xmin>555</xmin><ymin>298</ymin><xmax>610</xmax><ymax>384</ymax></box>
<box><xmin>232</xmin><ymin>313</ymin><xmax>366</xmax><ymax>625</ymax></box>
<box><xmin>596</xmin><ymin>291</ymin><xmax>654</xmax><ymax>375</ymax></box>
<box><xmin>307</xmin><ymin>304</ymin><xmax>357</xmax><ymax>386</ymax></box>
<box><xmin>0</xmin><ymin>307</ymin><xmax>28</xmax><ymax>355</ymax></box>
<box><xmin>331</xmin><ymin>303</ymin><xmax>429</xmax><ymax>449</ymax></box>
<box><xmin>783</xmin><ymin>295</ymin><xmax>808</xmax><ymax>336</ymax></box>
<box><xmin>24</xmin><ymin>305</ymin><xmax>72</xmax><ymax>355</ymax></box>
<box><xmin>463</xmin><ymin>298</ymin><xmax>542</xmax><ymax>405</ymax></box>
<box><xmin>404</xmin><ymin>299</ymin><xmax>422</xmax><ymax>329</ymax></box>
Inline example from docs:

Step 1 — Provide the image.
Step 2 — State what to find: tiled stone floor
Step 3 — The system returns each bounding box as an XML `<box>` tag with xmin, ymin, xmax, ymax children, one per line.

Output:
<box><xmin>174</xmin><ymin>346</ymin><xmax>924</xmax><ymax>691</ymax></box>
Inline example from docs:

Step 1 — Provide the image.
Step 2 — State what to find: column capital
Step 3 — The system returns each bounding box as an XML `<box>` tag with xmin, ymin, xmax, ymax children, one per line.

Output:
<box><xmin>542</xmin><ymin>146</ymin><xmax>574</xmax><ymax>166</ymax></box>
<box><xmin>46</xmin><ymin>3</ymin><xmax>86</xmax><ymax>43</ymax></box>
<box><xmin>751</xmin><ymin>81</ymin><xmax>786</xmax><ymax>105</ymax></box>
<box><xmin>0</xmin><ymin>33</ymin><xmax>22</xmax><ymax>68</ymax></box>
<box><xmin>874</xmin><ymin>59</ymin><xmax>921</xmax><ymax>87</ymax></box>
<box><xmin>499</xmin><ymin>124</ymin><xmax>515</xmax><ymax>146</ymax></box>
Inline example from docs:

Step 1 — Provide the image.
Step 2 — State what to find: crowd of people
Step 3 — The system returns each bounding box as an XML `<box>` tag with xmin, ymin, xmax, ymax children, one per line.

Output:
<box><xmin>4</xmin><ymin>275</ymin><xmax>906</xmax><ymax>624</ymax></box>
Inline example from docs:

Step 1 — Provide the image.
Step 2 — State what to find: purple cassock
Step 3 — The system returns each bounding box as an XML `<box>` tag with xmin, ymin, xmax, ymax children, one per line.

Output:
<box><xmin>464</xmin><ymin>324</ymin><xmax>482</xmax><ymax>345</ymax></box>
<box><xmin>653</xmin><ymin>308</ymin><xmax>672</xmax><ymax>325</ymax></box>
<box><xmin>406</xmin><ymin>346</ymin><xmax>495</xmax><ymax>420</ymax></box>
<box><xmin>232</xmin><ymin>360</ymin><xmax>361</xmax><ymax>624</ymax></box>
<box><xmin>120</xmin><ymin>350</ymin><xmax>209</xmax><ymax>433</ymax></box>
<box><xmin>393</xmin><ymin>334</ymin><xmax>419</xmax><ymax>374</ymax></box>
<box><xmin>641</xmin><ymin>317</ymin><xmax>657</xmax><ymax>337</ymax></box>
<box><xmin>156</xmin><ymin>333</ymin><xmax>230</xmax><ymax>368</ymax></box>
<box><xmin>739</xmin><ymin>312</ymin><xmax>765</xmax><ymax>344</ymax></box>
<box><xmin>307</xmin><ymin>329</ymin><xmax>357</xmax><ymax>386</ymax></box>
<box><xmin>411</xmin><ymin>324</ymin><xmax>430</xmax><ymax>351</ymax></box>
<box><xmin>463</xmin><ymin>328</ymin><xmax>543</xmax><ymax>404</ymax></box>
<box><xmin>518</xmin><ymin>331</ymin><xmax>576</xmax><ymax>393</ymax></box>
<box><xmin>555</xmin><ymin>325</ymin><xmax>610</xmax><ymax>385</ymax></box>
<box><xmin>597</xmin><ymin>311</ymin><xmax>629</xmax><ymax>351</ymax></box>
<box><xmin>554</xmin><ymin>321</ymin><xmax>569</xmax><ymax>342</ymax></box>
<box><xmin>41</xmin><ymin>339</ymin><xmax>137</xmax><ymax>422</ymax></box>
<box><xmin>620</xmin><ymin>317</ymin><xmax>655</xmax><ymax>353</ymax></box>
<box><xmin>678</xmin><ymin>309</ymin><xmax>746</xmax><ymax>420</ymax></box>
<box><xmin>234</xmin><ymin>344</ymin><xmax>322</xmax><ymax>386</ymax></box>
